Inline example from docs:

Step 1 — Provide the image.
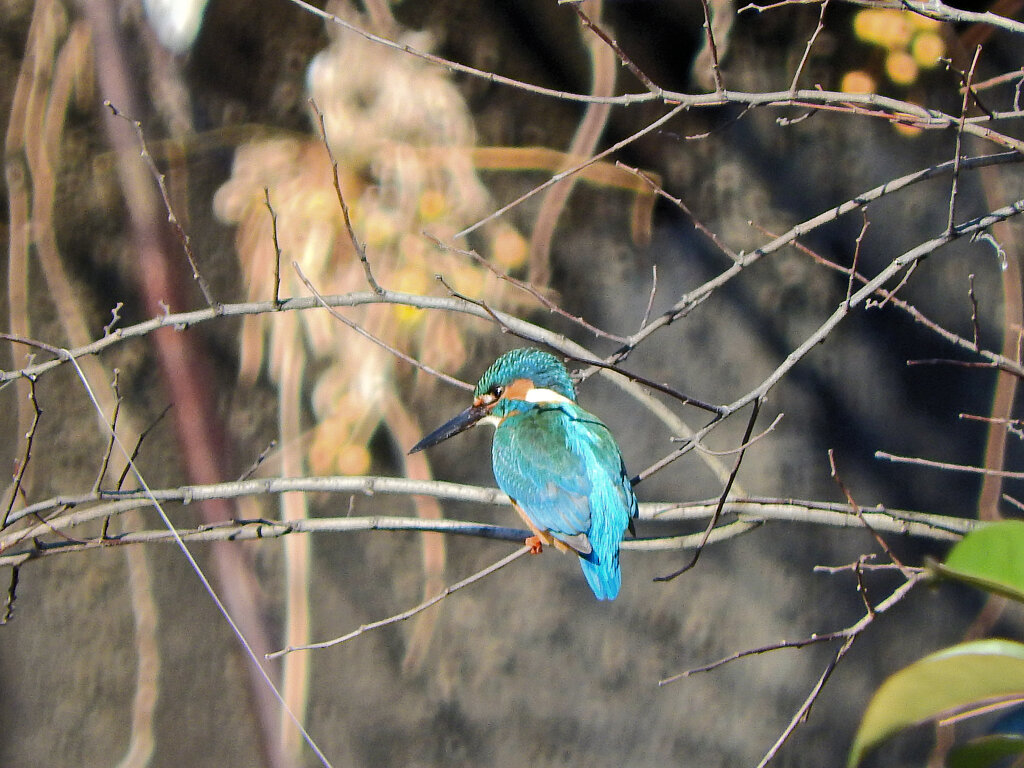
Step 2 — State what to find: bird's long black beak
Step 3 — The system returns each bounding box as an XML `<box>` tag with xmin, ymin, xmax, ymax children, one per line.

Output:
<box><xmin>409</xmin><ymin>403</ymin><xmax>489</xmax><ymax>454</ymax></box>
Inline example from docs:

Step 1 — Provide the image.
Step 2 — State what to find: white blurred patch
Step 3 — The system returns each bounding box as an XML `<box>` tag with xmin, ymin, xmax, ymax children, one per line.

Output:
<box><xmin>525</xmin><ymin>388</ymin><xmax>573</xmax><ymax>405</ymax></box>
<box><xmin>142</xmin><ymin>0</ymin><xmax>209</xmax><ymax>54</ymax></box>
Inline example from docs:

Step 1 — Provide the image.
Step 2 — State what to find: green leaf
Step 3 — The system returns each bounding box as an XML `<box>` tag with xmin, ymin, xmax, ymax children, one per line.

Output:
<box><xmin>928</xmin><ymin>521</ymin><xmax>1024</xmax><ymax>603</ymax></box>
<box><xmin>848</xmin><ymin>640</ymin><xmax>1024</xmax><ymax>767</ymax></box>
<box><xmin>947</xmin><ymin>734</ymin><xmax>1024</xmax><ymax>768</ymax></box>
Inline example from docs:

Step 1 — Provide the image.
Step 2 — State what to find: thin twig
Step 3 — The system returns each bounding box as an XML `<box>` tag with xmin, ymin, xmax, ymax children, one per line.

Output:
<box><xmin>435</xmin><ymin>275</ymin><xmax>510</xmax><ymax>330</ymax></box>
<box><xmin>426</xmin><ymin>234</ymin><xmax>628</xmax><ymax>343</ymax></box>
<box><xmin>294</xmin><ymin>263</ymin><xmax>472</xmax><ymax>391</ymax></box>
<box><xmin>663</xmin><ymin>104</ymin><xmax>754</xmax><ymax>142</ymax></box>
<box><xmin>103</xmin><ymin>302</ymin><xmax>124</xmax><ymax>335</ymax></box>
<box><xmin>93</xmin><ymin>369</ymin><xmax>122</xmax><ymax>495</ymax></box>
<box><xmin>103</xmin><ymin>101</ymin><xmax>217</xmax><ymax>307</ymax></box>
<box><xmin>620</xmin><ymin>154</ymin><xmax>1024</xmax><ymax>375</ymax></box>
<box><xmin>264</xmin><ymin>188</ymin><xmax>284</xmax><ymax>307</ymax></box>
<box><xmin>754</xmin><ymin>634</ymin><xmax>857</xmax><ymax>768</ymax></box>
<box><xmin>698</xmin><ymin>0</ymin><xmax>725</xmax><ymax>92</ymax></box>
<box><xmin>655</xmin><ymin>398</ymin><xmax>761</xmax><ymax>581</ymax></box>
<box><xmin>905</xmin><ymin>358</ymin><xmax>996</xmax><ymax>368</ymax></box>
<box><xmin>948</xmin><ymin>46</ymin><xmax>983</xmax><ymax>235</ymax></box>
<box><xmin>238</xmin><ymin>441</ymin><xmax>278</xmax><ymax>482</ymax></box>
<box><xmin>960</xmin><ymin>412</ymin><xmax>1024</xmax><ymax>438</ymax></box>
<box><xmin>114</xmin><ymin>404</ymin><xmax>173</xmax><ymax>491</ymax></box>
<box><xmin>617</xmin><ymin>163</ymin><xmax>740</xmax><ymax>262</ymax></box>
<box><xmin>661</xmin><ymin>571</ymin><xmax>923</xmax><ymax>684</ymax></box>
<box><xmin>789</xmin><ymin>0</ymin><xmax>830</xmax><ymax>93</ymax></box>
<box><xmin>877</xmin><ymin>450</ymin><xmax>1024</xmax><ymax>477</ymax></box>
<box><xmin>566</xmin><ymin>353</ymin><xmax>726</xmax><ymax>416</ymax></box>
<box><xmin>456</xmin><ymin>103</ymin><xmax>689</xmax><ymax>240</ymax></box>
<box><xmin>571</xmin><ymin>3</ymin><xmax>660</xmax><ymax>93</ymax></box>
<box><xmin>637</xmin><ymin>196</ymin><xmax>1024</xmax><ymax>483</ymax></box>
<box><xmin>968</xmin><ymin>273</ymin><xmax>981</xmax><ymax>349</ymax></box>
<box><xmin>780</xmin><ymin>221</ymin><xmax>1022</xmax><ymax>381</ymax></box>
<box><xmin>869</xmin><ymin>261</ymin><xmax>916</xmax><ymax>310</ymax></box>
<box><xmin>689</xmin><ymin>411</ymin><xmax>784</xmax><ymax>455</ymax></box>
<box><xmin>845</xmin><ymin>557</ymin><xmax>873</xmax><ymax>616</ymax></box>
<box><xmin>640</xmin><ymin>265</ymin><xmax>658</xmax><ymax>331</ymax></box>
<box><xmin>961</xmin><ymin>68</ymin><xmax>1024</xmax><ymax>94</ymax></box>
<box><xmin>828</xmin><ymin>450</ymin><xmax>908</xmax><ymax>573</ymax></box>
<box><xmin>0</xmin><ymin>517</ymin><xmax>766</xmax><ymax>566</ymax></box>
<box><xmin>287</xmin><ymin>0</ymin><xmax>661</xmax><ymax>105</ymax></box>
<box><xmin>1003</xmin><ymin>493</ymin><xmax>1024</xmax><ymax>513</ymax></box>
<box><xmin>2</xmin><ymin>376</ymin><xmax>40</xmax><ymax>530</ymax></box>
<box><xmin>309</xmin><ymin>98</ymin><xmax>383</xmax><ymax>295</ymax></box>
<box><xmin>0</xmin><ymin>566</ymin><xmax>19</xmax><ymax>624</ymax></box>
<box><xmin>847</xmin><ymin>213</ymin><xmax>869</xmax><ymax>309</ymax></box>
<box><xmin>814</xmin><ymin>556</ymin><xmax>912</xmax><ymax>574</ymax></box>
<box><xmin>266</xmin><ymin>546</ymin><xmax>533</xmax><ymax>659</ymax></box>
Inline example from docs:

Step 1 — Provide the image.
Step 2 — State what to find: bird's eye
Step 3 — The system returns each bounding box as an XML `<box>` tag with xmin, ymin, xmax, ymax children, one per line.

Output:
<box><xmin>477</xmin><ymin>386</ymin><xmax>503</xmax><ymax>407</ymax></box>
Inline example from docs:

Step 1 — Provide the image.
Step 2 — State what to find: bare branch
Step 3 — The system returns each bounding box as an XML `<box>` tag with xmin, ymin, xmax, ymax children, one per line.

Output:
<box><xmin>755</xmin><ymin>634</ymin><xmax>857</xmax><ymax>768</ymax></box>
<box><xmin>293</xmin><ymin>263</ymin><xmax>472</xmax><ymax>391</ymax></box>
<box><xmin>426</xmin><ymin>234</ymin><xmax>628</xmax><ymax>343</ymax></box>
<box><xmin>0</xmin><ymin>476</ymin><xmax>974</xmax><ymax>558</ymax></box>
<box><xmin>698</xmin><ymin>0</ymin><xmax>726</xmax><ymax>92</ymax></box>
<box><xmin>92</xmin><ymin>369</ymin><xmax>122</xmax><ymax>495</ymax></box>
<box><xmin>947</xmin><ymin>46</ymin><xmax>983</xmax><ymax>235</ymax></box>
<box><xmin>266</xmin><ymin>546</ymin><xmax>532</xmax><ymax>659</ymax></box>
<box><xmin>828</xmin><ymin>450</ymin><xmax>909</xmax><ymax>574</ymax></box>
<box><xmin>616</xmin><ymin>163</ymin><xmax>740</xmax><ymax>262</ymax></box>
<box><xmin>2</xmin><ymin>375</ymin><xmax>40</xmax><ymax>530</ymax></box>
<box><xmin>620</xmin><ymin>153</ymin><xmax>1024</xmax><ymax>362</ymax></box>
<box><xmin>263</xmin><ymin>188</ymin><xmax>284</xmax><ymax>307</ymax></box>
<box><xmin>789</xmin><ymin>0</ymin><xmax>830</xmax><ymax>93</ymax></box>
<box><xmin>103</xmin><ymin>101</ymin><xmax>217</xmax><ymax>307</ymax></box>
<box><xmin>640</xmin><ymin>265</ymin><xmax>658</xmax><ymax>331</ymax></box>
<box><xmin>655</xmin><ymin>399</ymin><xmax>762</xmax><ymax>581</ymax></box>
<box><xmin>455</xmin><ymin>103</ymin><xmax>689</xmax><ymax>240</ymax></box>
<box><xmin>661</xmin><ymin>571</ymin><xmax>923</xmax><ymax>684</ymax></box>
<box><xmin>847</xmin><ymin>213</ymin><xmax>869</xmax><ymax>309</ymax></box>
<box><xmin>0</xmin><ymin>566</ymin><xmax>19</xmax><ymax>624</ymax></box>
<box><xmin>309</xmin><ymin>98</ymin><xmax>383</xmax><ymax>295</ymax></box>
<box><xmin>877</xmin><ymin>450</ymin><xmax>1024</xmax><ymax>478</ymax></box>
<box><xmin>285</xmin><ymin>0</ymin><xmax>662</xmax><ymax>105</ymax></box>
<box><xmin>968</xmin><ymin>273</ymin><xmax>981</xmax><ymax>350</ymax></box>
<box><xmin>571</xmin><ymin>3</ymin><xmax>660</xmax><ymax>93</ymax></box>
<box><xmin>690</xmin><ymin>411</ymin><xmax>785</xmax><ymax>455</ymax></box>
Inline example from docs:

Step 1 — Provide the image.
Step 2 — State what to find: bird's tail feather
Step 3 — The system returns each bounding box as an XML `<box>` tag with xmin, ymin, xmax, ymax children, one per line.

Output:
<box><xmin>579</xmin><ymin>550</ymin><xmax>620</xmax><ymax>600</ymax></box>
<box><xmin>577</xmin><ymin>479</ymin><xmax>632</xmax><ymax>600</ymax></box>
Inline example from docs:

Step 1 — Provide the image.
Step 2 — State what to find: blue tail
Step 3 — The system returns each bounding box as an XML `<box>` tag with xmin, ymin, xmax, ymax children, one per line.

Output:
<box><xmin>576</xmin><ymin>469</ymin><xmax>636</xmax><ymax>600</ymax></box>
<box><xmin>579</xmin><ymin>549</ymin><xmax>621</xmax><ymax>600</ymax></box>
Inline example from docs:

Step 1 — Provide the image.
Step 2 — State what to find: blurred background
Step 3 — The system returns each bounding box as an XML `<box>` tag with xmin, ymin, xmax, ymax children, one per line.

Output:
<box><xmin>1</xmin><ymin>0</ymin><xmax>1023</xmax><ymax>766</ymax></box>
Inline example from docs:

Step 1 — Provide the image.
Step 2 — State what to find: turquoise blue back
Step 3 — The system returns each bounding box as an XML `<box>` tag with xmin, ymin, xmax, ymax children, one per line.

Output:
<box><xmin>490</xmin><ymin>392</ymin><xmax>637</xmax><ymax>600</ymax></box>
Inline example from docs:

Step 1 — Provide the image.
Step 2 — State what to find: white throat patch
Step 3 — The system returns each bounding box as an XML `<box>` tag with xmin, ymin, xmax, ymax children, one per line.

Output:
<box><xmin>524</xmin><ymin>387</ymin><xmax>573</xmax><ymax>405</ymax></box>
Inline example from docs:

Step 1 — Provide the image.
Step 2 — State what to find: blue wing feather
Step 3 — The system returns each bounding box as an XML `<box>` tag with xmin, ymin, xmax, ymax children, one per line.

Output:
<box><xmin>492</xmin><ymin>403</ymin><xmax>637</xmax><ymax>599</ymax></box>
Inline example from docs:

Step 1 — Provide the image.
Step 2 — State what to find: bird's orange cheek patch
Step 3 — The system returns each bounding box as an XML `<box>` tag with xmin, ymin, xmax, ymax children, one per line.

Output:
<box><xmin>503</xmin><ymin>378</ymin><xmax>534</xmax><ymax>401</ymax></box>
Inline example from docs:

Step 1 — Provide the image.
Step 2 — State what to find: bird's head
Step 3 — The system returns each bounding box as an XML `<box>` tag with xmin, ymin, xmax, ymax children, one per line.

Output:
<box><xmin>409</xmin><ymin>348</ymin><xmax>576</xmax><ymax>454</ymax></box>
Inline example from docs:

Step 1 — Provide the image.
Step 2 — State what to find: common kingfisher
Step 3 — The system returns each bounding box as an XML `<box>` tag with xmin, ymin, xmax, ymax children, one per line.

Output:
<box><xmin>410</xmin><ymin>348</ymin><xmax>638</xmax><ymax>600</ymax></box>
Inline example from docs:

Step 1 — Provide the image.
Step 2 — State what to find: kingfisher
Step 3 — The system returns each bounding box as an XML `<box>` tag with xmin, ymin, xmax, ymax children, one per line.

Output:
<box><xmin>410</xmin><ymin>348</ymin><xmax>638</xmax><ymax>600</ymax></box>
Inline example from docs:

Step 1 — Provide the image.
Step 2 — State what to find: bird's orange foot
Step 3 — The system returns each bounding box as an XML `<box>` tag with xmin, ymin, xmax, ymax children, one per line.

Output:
<box><xmin>525</xmin><ymin>535</ymin><xmax>544</xmax><ymax>555</ymax></box>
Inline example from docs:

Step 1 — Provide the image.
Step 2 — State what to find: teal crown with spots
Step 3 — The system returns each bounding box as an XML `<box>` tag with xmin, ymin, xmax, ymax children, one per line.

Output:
<box><xmin>474</xmin><ymin>348</ymin><xmax>577</xmax><ymax>402</ymax></box>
